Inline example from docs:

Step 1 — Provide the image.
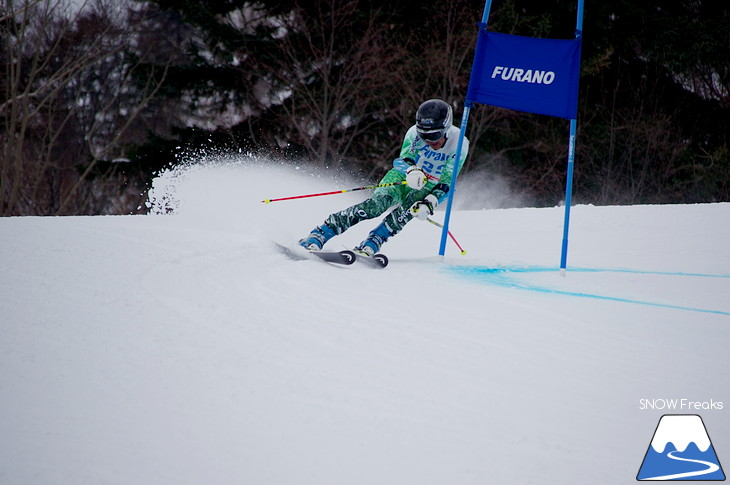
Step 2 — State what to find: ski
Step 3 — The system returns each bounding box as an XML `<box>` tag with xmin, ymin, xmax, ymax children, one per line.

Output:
<box><xmin>312</xmin><ymin>249</ymin><xmax>357</xmax><ymax>265</ymax></box>
<box><xmin>275</xmin><ymin>242</ymin><xmax>387</xmax><ymax>268</ymax></box>
<box><xmin>275</xmin><ymin>242</ymin><xmax>356</xmax><ymax>266</ymax></box>
<box><xmin>354</xmin><ymin>251</ymin><xmax>389</xmax><ymax>268</ymax></box>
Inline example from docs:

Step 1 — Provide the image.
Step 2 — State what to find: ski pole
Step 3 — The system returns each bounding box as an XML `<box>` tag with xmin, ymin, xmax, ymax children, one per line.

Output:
<box><xmin>262</xmin><ymin>181</ymin><xmax>407</xmax><ymax>204</ymax></box>
<box><xmin>426</xmin><ymin>218</ymin><xmax>467</xmax><ymax>255</ymax></box>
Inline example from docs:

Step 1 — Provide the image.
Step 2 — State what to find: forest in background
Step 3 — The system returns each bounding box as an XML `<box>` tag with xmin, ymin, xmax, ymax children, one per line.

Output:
<box><xmin>2</xmin><ymin>0</ymin><xmax>728</xmax><ymax>216</ymax></box>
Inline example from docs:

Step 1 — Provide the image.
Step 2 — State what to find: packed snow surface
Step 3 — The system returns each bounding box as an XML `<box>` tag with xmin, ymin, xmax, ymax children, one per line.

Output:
<box><xmin>2</xmin><ymin>157</ymin><xmax>729</xmax><ymax>484</ymax></box>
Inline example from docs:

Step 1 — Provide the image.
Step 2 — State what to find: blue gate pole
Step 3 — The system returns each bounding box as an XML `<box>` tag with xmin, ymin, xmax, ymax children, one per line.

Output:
<box><xmin>439</xmin><ymin>106</ymin><xmax>470</xmax><ymax>255</ymax></box>
<box><xmin>438</xmin><ymin>0</ymin><xmax>494</xmax><ymax>257</ymax></box>
<box><xmin>560</xmin><ymin>120</ymin><xmax>577</xmax><ymax>275</ymax></box>
<box><xmin>559</xmin><ymin>0</ymin><xmax>585</xmax><ymax>276</ymax></box>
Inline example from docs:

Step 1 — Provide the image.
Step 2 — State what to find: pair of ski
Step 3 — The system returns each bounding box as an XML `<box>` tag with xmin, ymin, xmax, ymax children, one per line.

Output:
<box><xmin>276</xmin><ymin>243</ymin><xmax>388</xmax><ymax>268</ymax></box>
<box><xmin>312</xmin><ymin>248</ymin><xmax>389</xmax><ymax>268</ymax></box>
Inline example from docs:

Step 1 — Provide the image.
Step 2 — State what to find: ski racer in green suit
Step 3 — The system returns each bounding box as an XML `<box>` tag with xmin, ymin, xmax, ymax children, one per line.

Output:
<box><xmin>299</xmin><ymin>99</ymin><xmax>470</xmax><ymax>256</ymax></box>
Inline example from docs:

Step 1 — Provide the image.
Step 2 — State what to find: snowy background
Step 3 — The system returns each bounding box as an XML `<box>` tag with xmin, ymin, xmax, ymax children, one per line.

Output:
<box><xmin>2</xmin><ymin>155</ymin><xmax>729</xmax><ymax>484</ymax></box>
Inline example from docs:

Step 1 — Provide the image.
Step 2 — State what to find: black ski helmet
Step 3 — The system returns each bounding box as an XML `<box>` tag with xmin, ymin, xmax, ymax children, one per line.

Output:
<box><xmin>416</xmin><ymin>99</ymin><xmax>453</xmax><ymax>142</ymax></box>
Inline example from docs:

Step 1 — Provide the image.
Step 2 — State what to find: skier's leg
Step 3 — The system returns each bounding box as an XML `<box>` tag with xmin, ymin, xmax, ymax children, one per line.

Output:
<box><xmin>300</xmin><ymin>170</ymin><xmax>406</xmax><ymax>250</ymax></box>
<box><xmin>299</xmin><ymin>195</ymin><xmax>394</xmax><ymax>250</ymax></box>
<box><xmin>324</xmin><ymin>194</ymin><xmax>393</xmax><ymax>232</ymax></box>
<box><xmin>355</xmin><ymin>187</ymin><xmax>430</xmax><ymax>255</ymax></box>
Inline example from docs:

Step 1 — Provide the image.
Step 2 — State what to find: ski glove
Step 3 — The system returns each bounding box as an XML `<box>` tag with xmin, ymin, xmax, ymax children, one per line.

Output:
<box><xmin>409</xmin><ymin>194</ymin><xmax>438</xmax><ymax>220</ymax></box>
<box><xmin>405</xmin><ymin>165</ymin><xmax>427</xmax><ymax>190</ymax></box>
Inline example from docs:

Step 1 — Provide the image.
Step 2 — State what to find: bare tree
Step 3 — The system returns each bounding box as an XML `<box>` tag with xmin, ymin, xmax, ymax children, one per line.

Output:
<box><xmin>1</xmin><ymin>0</ymin><xmax>170</xmax><ymax>215</ymax></box>
<box><xmin>259</xmin><ymin>0</ymin><xmax>406</xmax><ymax>171</ymax></box>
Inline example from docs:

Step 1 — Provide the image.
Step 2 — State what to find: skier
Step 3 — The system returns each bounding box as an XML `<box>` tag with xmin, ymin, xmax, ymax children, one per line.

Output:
<box><xmin>299</xmin><ymin>98</ymin><xmax>470</xmax><ymax>257</ymax></box>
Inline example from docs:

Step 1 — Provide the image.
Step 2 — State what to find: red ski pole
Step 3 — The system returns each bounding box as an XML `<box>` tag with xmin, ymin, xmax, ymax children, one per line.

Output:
<box><xmin>262</xmin><ymin>181</ymin><xmax>407</xmax><ymax>204</ymax></box>
<box><xmin>426</xmin><ymin>218</ymin><xmax>466</xmax><ymax>255</ymax></box>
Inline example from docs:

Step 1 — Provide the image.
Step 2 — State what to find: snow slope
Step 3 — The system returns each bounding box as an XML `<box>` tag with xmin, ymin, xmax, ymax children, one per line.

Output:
<box><xmin>2</xmin><ymin>156</ymin><xmax>729</xmax><ymax>485</ymax></box>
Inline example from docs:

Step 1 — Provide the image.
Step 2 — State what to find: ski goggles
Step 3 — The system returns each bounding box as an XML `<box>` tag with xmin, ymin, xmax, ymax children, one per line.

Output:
<box><xmin>417</xmin><ymin>128</ymin><xmax>446</xmax><ymax>142</ymax></box>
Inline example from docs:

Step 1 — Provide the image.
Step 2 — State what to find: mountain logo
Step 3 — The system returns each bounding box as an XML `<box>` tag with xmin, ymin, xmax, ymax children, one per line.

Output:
<box><xmin>637</xmin><ymin>414</ymin><xmax>725</xmax><ymax>481</ymax></box>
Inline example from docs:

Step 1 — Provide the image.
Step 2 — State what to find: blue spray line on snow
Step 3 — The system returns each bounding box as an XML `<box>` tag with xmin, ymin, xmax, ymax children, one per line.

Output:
<box><xmin>447</xmin><ymin>266</ymin><xmax>730</xmax><ymax>316</ymax></box>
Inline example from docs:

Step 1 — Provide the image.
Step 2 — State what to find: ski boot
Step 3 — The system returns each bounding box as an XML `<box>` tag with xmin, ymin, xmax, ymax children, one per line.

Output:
<box><xmin>299</xmin><ymin>224</ymin><xmax>336</xmax><ymax>251</ymax></box>
<box><xmin>354</xmin><ymin>222</ymin><xmax>391</xmax><ymax>257</ymax></box>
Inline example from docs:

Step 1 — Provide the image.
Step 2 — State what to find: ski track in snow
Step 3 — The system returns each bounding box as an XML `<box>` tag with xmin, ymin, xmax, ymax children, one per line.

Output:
<box><xmin>2</xmin><ymin>158</ymin><xmax>729</xmax><ymax>485</ymax></box>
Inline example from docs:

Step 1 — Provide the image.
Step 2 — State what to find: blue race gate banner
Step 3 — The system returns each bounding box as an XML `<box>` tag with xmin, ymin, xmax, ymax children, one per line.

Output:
<box><xmin>466</xmin><ymin>28</ymin><xmax>582</xmax><ymax>119</ymax></box>
<box><xmin>439</xmin><ymin>0</ymin><xmax>585</xmax><ymax>271</ymax></box>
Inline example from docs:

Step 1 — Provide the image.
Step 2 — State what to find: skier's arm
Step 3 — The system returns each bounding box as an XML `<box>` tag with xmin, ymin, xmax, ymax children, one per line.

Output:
<box><xmin>392</xmin><ymin>157</ymin><xmax>416</xmax><ymax>174</ymax></box>
<box><xmin>392</xmin><ymin>127</ymin><xmax>419</xmax><ymax>174</ymax></box>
